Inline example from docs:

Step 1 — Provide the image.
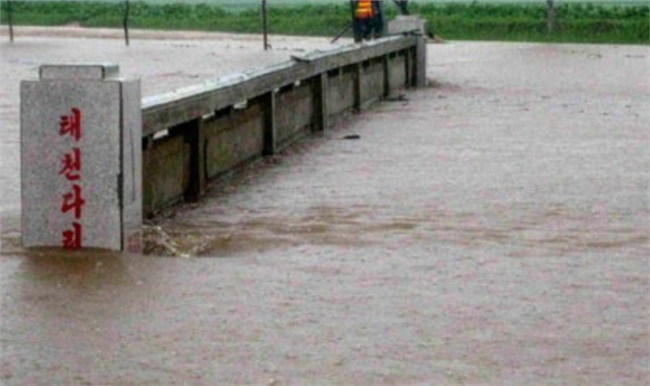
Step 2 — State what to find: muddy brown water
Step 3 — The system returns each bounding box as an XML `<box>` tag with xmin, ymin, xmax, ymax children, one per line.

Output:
<box><xmin>1</xmin><ymin>28</ymin><xmax>649</xmax><ymax>386</ymax></box>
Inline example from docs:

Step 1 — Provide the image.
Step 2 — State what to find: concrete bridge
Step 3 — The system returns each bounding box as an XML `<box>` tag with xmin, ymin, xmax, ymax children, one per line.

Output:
<box><xmin>17</xmin><ymin>31</ymin><xmax>426</xmax><ymax>251</ymax></box>
<box><xmin>141</xmin><ymin>35</ymin><xmax>426</xmax><ymax>216</ymax></box>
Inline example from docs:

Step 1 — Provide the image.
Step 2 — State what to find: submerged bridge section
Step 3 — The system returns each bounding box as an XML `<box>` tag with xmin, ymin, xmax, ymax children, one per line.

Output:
<box><xmin>20</xmin><ymin>34</ymin><xmax>426</xmax><ymax>251</ymax></box>
<box><xmin>141</xmin><ymin>35</ymin><xmax>426</xmax><ymax>216</ymax></box>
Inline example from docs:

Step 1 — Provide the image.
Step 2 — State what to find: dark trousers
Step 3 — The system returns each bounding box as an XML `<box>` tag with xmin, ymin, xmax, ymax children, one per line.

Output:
<box><xmin>357</xmin><ymin>18</ymin><xmax>374</xmax><ymax>40</ymax></box>
<box><xmin>356</xmin><ymin>16</ymin><xmax>383</xmax><ymax>40</ymax></box>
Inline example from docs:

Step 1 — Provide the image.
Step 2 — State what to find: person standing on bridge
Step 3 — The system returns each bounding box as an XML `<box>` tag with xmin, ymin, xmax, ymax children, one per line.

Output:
<box><xmin>353</xmin><ymin>0</ymin><xmax>383</xmax><ymax>41</ymax></box>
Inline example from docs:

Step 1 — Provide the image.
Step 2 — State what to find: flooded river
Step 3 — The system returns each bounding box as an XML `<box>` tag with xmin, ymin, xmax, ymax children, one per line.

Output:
<box><xmin>1</xmin><ymin>28</ymin><xmax>649</xmax><ymax>385</ymax></box>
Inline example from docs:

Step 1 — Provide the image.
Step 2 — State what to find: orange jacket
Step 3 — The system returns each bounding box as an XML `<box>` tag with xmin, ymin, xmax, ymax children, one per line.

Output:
<box><xmin>356</xmin><ymin>1</ymin><xmax>375</xmax><ymax>19</ymax></box>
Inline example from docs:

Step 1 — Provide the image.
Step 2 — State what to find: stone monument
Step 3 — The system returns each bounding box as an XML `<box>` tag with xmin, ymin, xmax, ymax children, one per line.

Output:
<box><xmin>21</xmin><ymin>64</ymin><xmax>142</xmax><ymax>252</ymax></box>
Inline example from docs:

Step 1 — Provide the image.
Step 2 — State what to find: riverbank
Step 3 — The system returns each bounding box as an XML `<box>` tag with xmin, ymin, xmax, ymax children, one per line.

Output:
<box><xmin>1</xmin><ymin>0</ymin><xmax>648</xmax><ymax>44</ymax></box>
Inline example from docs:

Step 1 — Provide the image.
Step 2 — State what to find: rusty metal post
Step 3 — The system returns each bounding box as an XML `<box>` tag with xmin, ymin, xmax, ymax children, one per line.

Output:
<box><xmin>8</xmin><ymin>0</ymin><xmax>15</xmax><ymax>43</ymax></box>
<box><xmin>262</xmin><ymin>0</ymin><xmax>269</xmax><ymax>50</ymax></box>
<box><xmin>546</xmin><ymin>0</ymin><xmax>557</xmax><ymax>34</ymax></box>
<box><xmin>123</xmin><ymin>0</ymin><xmax>130</xmax><ymax>46</ymax></box>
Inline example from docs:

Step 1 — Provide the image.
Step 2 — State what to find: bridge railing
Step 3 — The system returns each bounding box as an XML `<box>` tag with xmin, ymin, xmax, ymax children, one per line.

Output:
<box><xmin>140</xmin><ymin>35</ymin><xmax>426</xmax><ymax>216</ymax></box>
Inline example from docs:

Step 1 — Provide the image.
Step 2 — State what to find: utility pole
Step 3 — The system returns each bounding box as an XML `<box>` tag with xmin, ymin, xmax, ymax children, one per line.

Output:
<box><xmin>8</xmin><ymin>0</ymin><xmax>14</xmax><ymax>43</ymax></box>
<box><xmin>546</xmin><ymin>0</ymin><xmax>556</xmax><ymax>34</ymax></box>
<box><xmin>123</xmin><ymin>0</ymin><xmax>130</xmax><ymax>46</ymax></box>
<box><xmin>262</xmin><ymin>0</ymin><xmax>269</xmax><ymax>50</ymax></box>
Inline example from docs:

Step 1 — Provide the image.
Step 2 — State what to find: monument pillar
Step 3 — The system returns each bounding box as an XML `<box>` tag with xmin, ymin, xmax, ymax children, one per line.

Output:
<box><xmin>21</xmin><ymin>64</ymin><xmax>142</xmax><ymax>252</ymax></box>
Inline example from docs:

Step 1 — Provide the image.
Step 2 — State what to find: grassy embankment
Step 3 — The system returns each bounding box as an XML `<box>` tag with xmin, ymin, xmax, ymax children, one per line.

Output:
<box><xmin>0</xmin><ymin>1</ymin><xmax>648</xmax><ymax>44</ymax></box>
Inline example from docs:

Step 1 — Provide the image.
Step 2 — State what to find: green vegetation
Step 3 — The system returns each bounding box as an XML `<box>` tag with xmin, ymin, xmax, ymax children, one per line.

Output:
<box><xmin>0</xmin><ymin>1</ymin><xmax>647</xmax><ymax>44</ymax></box>
<box><xmin>412</xmin><ymin>2</ymin><xmax>649</xmax><ymax>43</ymax></box>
